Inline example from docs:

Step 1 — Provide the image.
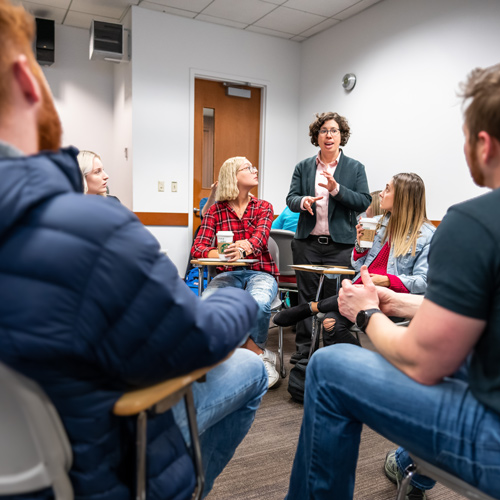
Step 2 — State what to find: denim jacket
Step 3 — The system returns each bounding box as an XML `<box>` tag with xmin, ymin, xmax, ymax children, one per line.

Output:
<box><xmin>351</xmin><ymin>215</ymin><xmax>435</xmax><ymax>294</ymax></box>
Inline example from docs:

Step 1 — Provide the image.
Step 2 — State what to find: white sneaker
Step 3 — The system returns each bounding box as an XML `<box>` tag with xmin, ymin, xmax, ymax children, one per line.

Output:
<box><xmin>259</xmin><ymin>348</ymin><xmax>279</xmax><ymax>388</ymax></box>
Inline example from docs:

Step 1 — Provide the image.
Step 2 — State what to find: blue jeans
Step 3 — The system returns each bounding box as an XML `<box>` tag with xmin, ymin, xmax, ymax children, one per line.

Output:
<box><xmin>204</xmin><ymin>270</ymin><xmax>278</xmax><ymax>347</ymax></box>
<box><xmin>172</xmin><ymin>349</ymin><xmax>267</xmax><ymax>497</ymax></box>
<box><xmin>286</xmin><ymin>344</ymin><xmax>500</xmax><ymax>500</ymax></box>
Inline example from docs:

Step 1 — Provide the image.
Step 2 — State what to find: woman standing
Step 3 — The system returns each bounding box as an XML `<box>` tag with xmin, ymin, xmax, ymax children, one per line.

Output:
<box><xmin>275</xmin><ymin>173</ymin><xmax>435</xmax><ymax>348</ymax></box>
<box><xmin>192</xmin><ymin>157</ymin><xmax>279</xmax><ymax>387</ymax></box>
<box><xmin>286</xmin><ymin>112</ymin><xmax>371</xmax><ymax>361</ymax></box>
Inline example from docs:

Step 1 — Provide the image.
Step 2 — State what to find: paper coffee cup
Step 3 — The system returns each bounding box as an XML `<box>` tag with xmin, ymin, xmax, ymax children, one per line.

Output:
<box><xmin>216</xmin><ymin>231</ymin><xmax>234</xmax><ymax>260</ymax></box>
<box><xmin>359</xmin><ymin>218</ymin><xmax>377</xmax><ymax>248</ymax></box>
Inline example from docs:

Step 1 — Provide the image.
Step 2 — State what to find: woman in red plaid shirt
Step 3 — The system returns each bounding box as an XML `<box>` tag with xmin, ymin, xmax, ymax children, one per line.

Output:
<box><xmin>192</xmin><ymin>156</ymin><xmax>280</xmax><ymax>387</ymax></box>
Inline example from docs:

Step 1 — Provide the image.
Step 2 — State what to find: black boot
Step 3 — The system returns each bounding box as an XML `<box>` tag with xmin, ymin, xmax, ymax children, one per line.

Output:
<box><xmin>273</xmin><ymin>302</ymin><xmax>313</xmax><ymax>327</ymax></box>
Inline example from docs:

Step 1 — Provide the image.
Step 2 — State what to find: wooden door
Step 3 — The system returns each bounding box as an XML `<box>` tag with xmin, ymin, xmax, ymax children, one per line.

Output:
<box><xmin>193</xmin><ymin>78</ymin><xmax>261</xmax><ymax>236</ymax></box>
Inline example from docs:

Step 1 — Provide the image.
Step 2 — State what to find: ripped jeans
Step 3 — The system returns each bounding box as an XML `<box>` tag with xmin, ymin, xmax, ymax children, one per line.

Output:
<box><xmin>204</xmin><ymin>270</ymin><xmax>277</xmax><ymax>348</ymax></box>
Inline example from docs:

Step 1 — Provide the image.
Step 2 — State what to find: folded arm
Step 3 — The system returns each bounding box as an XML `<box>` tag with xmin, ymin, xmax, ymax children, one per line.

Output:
<box><xmin>338</xmin><ymin>266</ymin><xmax>485</xmax><ymax>384</ymax></box>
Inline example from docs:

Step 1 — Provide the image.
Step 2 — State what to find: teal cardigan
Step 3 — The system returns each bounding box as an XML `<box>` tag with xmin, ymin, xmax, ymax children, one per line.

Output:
<box><xmin>286</xmin><ymin>152</ymin><xmax>371</xmax><ymax>244</ymax></box>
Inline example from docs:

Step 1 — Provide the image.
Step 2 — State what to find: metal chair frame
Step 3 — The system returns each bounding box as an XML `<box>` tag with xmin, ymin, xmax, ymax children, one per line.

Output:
<box><xmin>268</xmin><ymin>235</ymin><xmax>287</xmax><ymax>378</ymax></box>
<box><xmin>130</xmin><ymin>383</ymin><xmax>204</xmax><ymax>500</ymax></box>
<box><xmin>397</xmin><ymin>454</ymin><xmax>497</xmax><ymax>500</ymax></box>
<box><xmin>113</xmin><ymin>358</ymin><xmax>230</xmax><ymax>500</ymax></box>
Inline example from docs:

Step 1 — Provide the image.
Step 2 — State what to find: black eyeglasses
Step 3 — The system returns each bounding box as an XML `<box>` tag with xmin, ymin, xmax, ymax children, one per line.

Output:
<box><xmin>319</xmin><ymin>128</ymin><xmax>340</xmax><ymax>136</ymax></box>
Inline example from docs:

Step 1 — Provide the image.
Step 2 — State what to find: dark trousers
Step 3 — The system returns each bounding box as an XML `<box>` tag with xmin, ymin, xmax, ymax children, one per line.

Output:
<box><xmin>291</xmin><ymin>236</ymin><xmax>353</xmax><ymax>355</ymax></box>
<box><xmin>316</xmin><ymin>296</ymin><xmax>360</xmax><ymax>347</ymax></box>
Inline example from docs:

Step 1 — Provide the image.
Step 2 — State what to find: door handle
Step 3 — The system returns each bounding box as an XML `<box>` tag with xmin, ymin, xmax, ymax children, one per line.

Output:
<box><xmin>193</xmin><ymin>207</ymin><xmax>201</xmax><ymax>218</ymax></box>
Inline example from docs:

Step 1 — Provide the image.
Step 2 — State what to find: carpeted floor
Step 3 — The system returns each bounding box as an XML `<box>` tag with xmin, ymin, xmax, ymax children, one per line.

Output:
<box><xmin>207</xmin><ymin>325</ymin><xmax>466</xmax><ymax>500</ymax></box>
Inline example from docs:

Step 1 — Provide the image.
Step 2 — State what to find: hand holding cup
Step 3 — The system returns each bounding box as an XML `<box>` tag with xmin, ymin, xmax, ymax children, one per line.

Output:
<box><xmin>358</xmin><ymin>218</ymin><xmax>377</xmax><ymax>249</ymax></box>
<box><xmin>216</xmin><ymin>231</ymin><xmax>234</xmax><ymax>261</ymax></box>
<box><xmin>224</xmin><ymin>243</ymin><xmax>242</xmax><ymax>262</ymax></box>
<box><xmin>356</xmin><ymin>223</ymin><xmax>364</xmax><ymax>245</ymax></box>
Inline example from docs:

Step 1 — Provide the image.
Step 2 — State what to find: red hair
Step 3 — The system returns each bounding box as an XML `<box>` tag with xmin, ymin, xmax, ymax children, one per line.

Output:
<box><xmin>0</xmin><ymin>0</ymin><xmax>36</xmax><ymax>115</ymax></box>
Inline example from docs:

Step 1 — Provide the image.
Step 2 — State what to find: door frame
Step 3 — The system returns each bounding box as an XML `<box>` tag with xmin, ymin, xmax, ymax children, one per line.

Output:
<box><xmin>187</xmin><ymin>68</ymin><xmax>268</xmax><ymax>238</ymax></box>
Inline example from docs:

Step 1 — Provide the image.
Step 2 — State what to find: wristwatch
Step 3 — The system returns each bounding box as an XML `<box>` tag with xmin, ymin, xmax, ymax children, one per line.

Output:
<box><xmin>355</xmin><ymin>308</ymin><xmax>382</xmax><ymax>333</ymax></box>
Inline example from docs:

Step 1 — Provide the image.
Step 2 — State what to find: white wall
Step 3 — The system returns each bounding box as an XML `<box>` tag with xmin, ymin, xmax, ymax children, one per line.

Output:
<box><xmin>298</xmin><ymin>0</ymin><xmax>500</xmax><ymax>219</ymax></box>
<box><xmin>131</xmin><ymin>7</ymin><xmax>301</xmax><ymax>272</ymax></box>
<box><xmin>43</xmin><ymin>0</ymin><xmax>500</xmax><ymax>273</ymax></box>
<box><xmin>42</xmin><ymin>25</ymin><xmax>123</xmax><ymax>199</ymax></box>
<box><xmin>111</xmin><ymin>60</ymin><xmax>133</xmax><ymax>208</ymax></box>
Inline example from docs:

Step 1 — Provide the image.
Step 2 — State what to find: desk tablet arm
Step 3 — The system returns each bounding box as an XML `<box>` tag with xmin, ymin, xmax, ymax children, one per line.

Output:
<box><xmin>113</xmin><ymin>354</ymin><xmax>232</xmax><ymax>500</ymax></box>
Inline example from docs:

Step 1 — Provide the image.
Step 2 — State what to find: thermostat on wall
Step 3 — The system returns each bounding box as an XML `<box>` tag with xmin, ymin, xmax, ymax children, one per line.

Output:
<box><xmin>342</xmin><ymin>73</ymin><xmax>356</xmax><ymax>91</ymax></box>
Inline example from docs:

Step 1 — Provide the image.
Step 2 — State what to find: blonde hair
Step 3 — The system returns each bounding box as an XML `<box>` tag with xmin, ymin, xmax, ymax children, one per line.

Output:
<box><xmin>367</xmin><ymin>190</ymin><xmax>382</xmax><ymax>217</ymax></box>
<box><xmin>77</xmin><ymin>150</ymin><xmax>106</xmax><ymax>196</ymax></box>
<box><xmin>215</xmin><ymin>156</ymin><xmax>247</xmax><ymax>202</ymax></box>
<box><xmin>382</xmin><ymin>173</ymin><xmax>428</xmax><ymax>257</ymax></box>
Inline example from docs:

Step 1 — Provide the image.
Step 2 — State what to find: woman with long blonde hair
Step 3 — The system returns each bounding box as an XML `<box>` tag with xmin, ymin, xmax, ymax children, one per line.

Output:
<box><xmin>192</xmin><ymin>156</ymin><xmax>280</xmax><ymax>387</ymax></box>
<box><xmin>274</xmin><ymin>172</ymin><xmax>435</xmax><ymax>347</ymax></box>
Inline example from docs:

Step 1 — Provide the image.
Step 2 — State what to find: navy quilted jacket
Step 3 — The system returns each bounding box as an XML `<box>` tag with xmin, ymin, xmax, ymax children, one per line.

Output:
<box><xmin>0</xmin><ymin>147</ymin><xmax>259</xmax><ymax>500</ymax></box>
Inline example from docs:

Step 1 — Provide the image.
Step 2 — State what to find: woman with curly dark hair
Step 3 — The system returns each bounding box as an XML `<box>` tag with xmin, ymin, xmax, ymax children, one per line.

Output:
<box><xmin>286</xmin><ymin>112</ymin><xmax>371</xmax><ymax>363</ymax></box>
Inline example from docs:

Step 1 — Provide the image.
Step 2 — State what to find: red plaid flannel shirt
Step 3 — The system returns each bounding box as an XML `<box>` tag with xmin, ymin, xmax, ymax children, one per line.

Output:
<box><xmin>191</xmin><ymin>198</ymin><xmax>278</xmax><ymax>278</ymax></box>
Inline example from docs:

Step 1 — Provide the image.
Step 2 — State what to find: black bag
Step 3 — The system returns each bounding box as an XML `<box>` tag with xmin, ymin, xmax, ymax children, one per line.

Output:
<box><xmin>287</xmin><ymin>358</ymin><xmax>309</xmax><ymax>404</ymax></box>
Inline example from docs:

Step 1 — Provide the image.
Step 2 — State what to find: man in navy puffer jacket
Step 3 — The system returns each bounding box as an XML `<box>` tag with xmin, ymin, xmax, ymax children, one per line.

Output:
<box><xmin>0</xmin><ymin>2</ymin><xmax>268</xmax><ymax>499</ymax></box>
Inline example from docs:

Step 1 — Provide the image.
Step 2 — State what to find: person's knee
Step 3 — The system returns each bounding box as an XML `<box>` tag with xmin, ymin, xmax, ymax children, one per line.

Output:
<box><xmin>249</xmin><ymin>281</ymin><xmax>277</xmax><ymax>312</ymax></box>
<box><xmin>323</xmin><ymin>317</ymin><xmax>336</xmax><ymax>333</ymax></box>
<box><xmin>254</xmin><ymin>299</ymin><xmax>272</xmax><ymax>316</ymax></box>
<box><xmin>309</xmin><ymin>344</ymin><xmax>362</xmax><ymax>379</ymax></box>
<box><xmin>232</xmin><ymin>348</ymin><xmax>268</xmax><ymax>398</ymax></box>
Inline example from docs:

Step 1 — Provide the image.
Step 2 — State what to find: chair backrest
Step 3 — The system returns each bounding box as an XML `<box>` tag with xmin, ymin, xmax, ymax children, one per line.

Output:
<box><xmin>269</xmin><ymin>229</ymin><xmax>295</xmax><ymax>277</ymax></box>
<box><xmin>0</xmin><ymin>362</ymin><xmax>73</xmax><ymax>500</ymax></box>
<box><xmin>268</xmin><ymin>236</ymin><xmax>279</xmax><ymax>271</ymax></box>
<box><xmin>267</xmin><ymin>237</ymin><xmax>283</xmax><ymax>310</ymax></box>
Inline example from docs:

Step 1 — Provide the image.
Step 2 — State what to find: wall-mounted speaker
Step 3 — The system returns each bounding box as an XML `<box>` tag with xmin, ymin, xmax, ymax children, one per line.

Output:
<box><xmin>35</xmin><ymin>18</ymin><xmax>55</xmax><ymax>66</ymax></box>
<box><xmin>90</xmin><ymin>20</ymin><xmax>123</xmax><ymax>62</ymax></box>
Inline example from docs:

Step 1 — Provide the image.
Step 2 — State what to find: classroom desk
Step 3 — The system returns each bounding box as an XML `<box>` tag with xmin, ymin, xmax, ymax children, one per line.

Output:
<box><xmin>290</xmin><ymin>265</ymin><xmax>355</xmax><ymax>359</ymax></box>
<box><xmin>190</xmin><ymin>259</ymin><xmax>259</xmax><ymax>296</ymax></box>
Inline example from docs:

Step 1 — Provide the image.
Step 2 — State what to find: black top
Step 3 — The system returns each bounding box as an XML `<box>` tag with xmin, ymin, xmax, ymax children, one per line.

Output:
<box><xmin>425</xmin><ymin>188</ymin><xmax>500</xmax><ymax>415</ymax></box>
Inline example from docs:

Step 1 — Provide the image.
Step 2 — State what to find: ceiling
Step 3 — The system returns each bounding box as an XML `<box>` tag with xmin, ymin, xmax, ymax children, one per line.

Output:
<box><xmin>16</xmin><ymin>0</ymin><xmax>383</xmax><ymax>42</ymax></box>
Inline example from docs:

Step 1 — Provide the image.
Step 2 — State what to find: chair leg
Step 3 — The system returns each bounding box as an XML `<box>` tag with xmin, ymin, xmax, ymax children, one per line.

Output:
<box><xmin>279</xmin><ymin>324</ymin><xmax>286</xmax><ymax>378</ymax></box>
<box><xmin>396</xmin><ymin>464</ymin><xmax>417</xmax><ymax>500</ymax></box>
<box><xmin>185</xmin><ymin>387</ymin><xmax>205</xmax><ymax>500</ymax></box>
<box><xmin>308</xmin><ymin>319</ymin><xmax>323</xmax><ymax>360</ymax></box>
<box><xmin>136</xmin><ymin>411</ymin><xmax>147</xmax><ymax>500</ymax></box>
